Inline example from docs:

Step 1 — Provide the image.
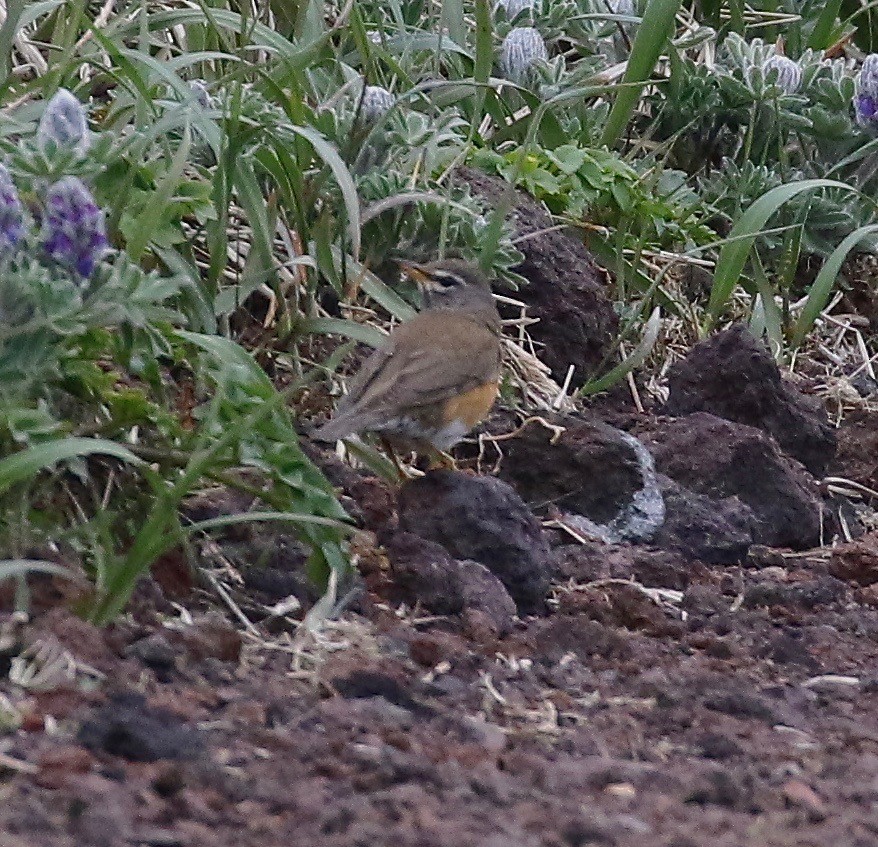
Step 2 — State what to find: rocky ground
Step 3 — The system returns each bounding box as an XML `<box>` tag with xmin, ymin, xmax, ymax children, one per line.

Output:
<box><xmin>2</xmin><ymin>184</ymin><xmax>878</xmax><ymax>846</ymax></box>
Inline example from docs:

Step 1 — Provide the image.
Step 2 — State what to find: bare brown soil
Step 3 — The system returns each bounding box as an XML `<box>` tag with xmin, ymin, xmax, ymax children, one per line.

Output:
<box><xmin>2</xmin><ymin>410</ymin><xmax>878</xmax><ymax>846</ymax></box>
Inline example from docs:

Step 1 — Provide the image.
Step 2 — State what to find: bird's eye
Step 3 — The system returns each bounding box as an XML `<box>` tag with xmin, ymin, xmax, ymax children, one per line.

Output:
<box><xmin>430</xmin><ymin>270</ymin><xmax>465</xmax><ymax>289</ymax></box>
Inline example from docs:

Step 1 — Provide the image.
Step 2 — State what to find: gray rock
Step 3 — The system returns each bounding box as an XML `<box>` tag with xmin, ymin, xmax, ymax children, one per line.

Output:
<box><xmin>485</xmin><ymin>413</ymin><xmax>664</xmax><ymax>542</ymax></box>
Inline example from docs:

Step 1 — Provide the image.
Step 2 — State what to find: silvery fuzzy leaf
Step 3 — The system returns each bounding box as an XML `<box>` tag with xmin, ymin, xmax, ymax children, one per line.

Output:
<box><xmin>500</xmin><ymin>26</ymin><xmax>549</xmax><ymax>88</ymax></box>
<box><xmin>494</xmin><ymin>0</ymin><xmax>541</xmax><ymax>21</ymax></box>
<box><xmin>762</xmin><ymin>55</ymin><xmax>802</xmax><ymax>95</ymax></box>
<box><xmin>361</xmin><ymin>85</ymin><xmax>396</xmax><ymax>121</ymax></box>
<box><xmin>37</xmin><ymin>89</ymin><xmax>90</xmax><ymax>156</ymax></box>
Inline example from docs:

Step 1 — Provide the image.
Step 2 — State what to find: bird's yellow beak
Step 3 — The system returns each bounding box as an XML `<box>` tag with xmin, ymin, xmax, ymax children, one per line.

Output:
<box><xmin>397</xmin><ymin>259</ymin><xmax>431</xmax><ymax>286</ymax></box>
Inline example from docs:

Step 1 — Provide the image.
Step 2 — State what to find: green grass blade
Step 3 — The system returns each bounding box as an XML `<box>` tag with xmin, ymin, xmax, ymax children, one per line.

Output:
<box><xmin>126</xmin><ymin>123</ymin><xmax>192</xmax><ymax>261</ymax></box>
<box><xmin>0</xmin><ymin>438</ymin><xmax>142</xmax><ymax>495</ymax></box>
<box><xmin>288</xmin><ymin>124</ymin><xmax>361</xmax><ymax>259</ymax></box>
<box><xmin>0</xmin><ymin>0</ymin><xmax>27</xmax><ymax>83</ymax></box>
<box><xmin>470</xmin><ymin>0</ymin><xmax>493</xmax><ymax>135</ymax></box>
<box><xmin>229</xmin><ymin>157</ymin><xmax>277</xmax><ymax>308</ymax></box>
<box><xmin>808</xmin><ymin>0</ymin><xmax>844</xmax><ymax>49</ymax></box>
<box><xmin>302</xmin><ymin>317</ymin><xmax>389</xmax><ymax>348</ymax></box>
<box><xmin>751</xmin><ymin>251</ymin><xmax>785</xmax><ymax>360</ymax></box>
<box><xmin>600</xmin><ymin>0</ymin><xmax>682</xmax><ymax>148</ymax></box>
<box><xmin>357</xmin><ymin>276</ymin><xmax>415</xmax><ymax>322</ymax></box>
<box><xmin>110</xmin><ymin>9</ymin><xmax>294</xmax><ymax>55</ymax></box>
<box><xmin>580</xmin><ymin>307</ymin><xmax>662</xmax><ymax>395</ymax></box>
<box><xmin>706</xmin><ymin>179</ymin><xmax>855</xmax><ymax>327</ymax></box>
<box><xmin>728</xmin><ymin>0</ymin><xmax>745</xmax><ymax>34</ymax></box>
<box><xmin>360</xmin><ymin>192</ymin><xmax>475</xmax><ymax>227</ymax></box>
<box><xmin>330</xmin><ymin>249</ymin><xmax>417</xmax><ymax>322</ymax></box>
<box><xmin>473</xmin><ymin>0</ymin><xmax>492</xmax><ymax>83</ymax></box>
<box><xmin>185</xmin><ymin>511</ymin><xmax>349</xmax><ymax>534</ymax></box>
<box><xmin>791</xmin><ymin>223</ymin><xmax>878</xmax><ymax>349</ymax></box>
<box><xmin>440</xmin><ymin>0</ymin><xmax>467</xmax><ymax>50</ymax></box>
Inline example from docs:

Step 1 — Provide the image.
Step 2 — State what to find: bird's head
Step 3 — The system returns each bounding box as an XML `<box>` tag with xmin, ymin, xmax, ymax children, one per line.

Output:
<box><xmin>397</xmin><ymin>258</ymin><xmax>497</xmax><ymax>315</ymax></box>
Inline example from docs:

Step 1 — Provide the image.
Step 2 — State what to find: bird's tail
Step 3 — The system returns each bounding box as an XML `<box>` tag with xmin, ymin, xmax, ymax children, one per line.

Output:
<box><xmin>311</xmin><ymin>414</ymin><xmax>357</xmax><ymax>443</ymax></box>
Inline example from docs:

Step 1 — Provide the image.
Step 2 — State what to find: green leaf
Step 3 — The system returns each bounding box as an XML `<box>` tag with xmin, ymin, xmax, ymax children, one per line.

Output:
<box><xmin>302</xmin><ymin>317</ymin><xmax>389</xmax><ymax>348</ymax></box>
<box><xmin>185</xmin><ymin>511</ymin><xmax>348</xmax><ymax>535</ymax></box>
<box><xmin>440</xmin><ymin>0</ymin><xmax>466</xmax><ymax>48</ymax></box>
<box><xmin>126</xmin><ymin>124</ymin><xmax>193</xmax><ymax>262</ymax></box>
<box><xmin>580</xmin><ymin>308</ymin><xmax>662</xmax><ymax>395</ymax></box>
<box><xmin>600</xmin><ymin>0</ymin><xmax>682</xmax><ymax>148</ymax></box>
<box><xmin>0</xmin><ymin>438</ymin><xmax>142</xmax><ymax>494</ymax></box>
<box><xmin>288</xmin><ymin>124</ymin><xmax>361</xmax><ymax>259</ymax></box>
<box><xmin>791</xmin><ymin>223</ymin><xmax>878</xmax><ymax>350</ymax></box>
<box><xmin>751</xmin><ymin>252</ymin><xmax>785</xmax><ymax>361</ymax></box>
<box><xmin>808</xmin><ymin>0</ymin><xmax>844</xmax><ymax>50</ymax></box>
<box><xmin>339</xmin><ymin>257</ymin><xmax>416</xmax><ymax>322</ymax></box>
<box><xmin>546</xmin><ymin>144</ymin><xmax>590</xmax><ymax>175</ymax></box>
<box><xmin>706</xmin><ymin>179</ymin><xmax>856</xmax><ymax>327</ymax></box>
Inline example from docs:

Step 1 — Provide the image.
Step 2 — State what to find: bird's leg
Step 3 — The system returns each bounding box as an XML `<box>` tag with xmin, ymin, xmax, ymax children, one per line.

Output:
<box><xmin>380</xmin><ymin>436</ymin><xmax>418</xmax><ymax>481</ymax></box>
<box><xmin>426</xmin><ymin>447</ymin><xmax>457</xmax><ymax>471</ymax></box>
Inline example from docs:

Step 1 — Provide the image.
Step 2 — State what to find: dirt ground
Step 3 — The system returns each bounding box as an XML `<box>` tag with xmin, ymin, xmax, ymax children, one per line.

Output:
<box><xmin>2</xmin><ymin>395</ymin><xmax>878</xmax><ymax>847</ymax></box>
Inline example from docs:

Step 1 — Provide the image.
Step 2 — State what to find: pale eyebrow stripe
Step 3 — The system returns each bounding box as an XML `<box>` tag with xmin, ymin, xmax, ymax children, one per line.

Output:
<box><xmin>431</xmin><ymin>271</ymin><xmax>465</xmax><ymax>286</ymax></box>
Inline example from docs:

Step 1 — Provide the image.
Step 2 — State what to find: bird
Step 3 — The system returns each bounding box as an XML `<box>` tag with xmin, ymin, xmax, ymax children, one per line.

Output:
<box><xmin>312</xmin><ymin>258</ymin><xmax>503</xmax><ymax>473</ymax></box>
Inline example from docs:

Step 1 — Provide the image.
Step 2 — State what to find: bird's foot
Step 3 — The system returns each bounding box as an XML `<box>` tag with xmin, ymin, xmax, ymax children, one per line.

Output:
<box><xmin>426</xmin><ymin>450</ymin><xmax>457</xmax><ymax>471</ymax></box>
<box><xmin>380</xmin><ymin>437</ymin><xmax>424</xmax><ymax>482</ymax></box>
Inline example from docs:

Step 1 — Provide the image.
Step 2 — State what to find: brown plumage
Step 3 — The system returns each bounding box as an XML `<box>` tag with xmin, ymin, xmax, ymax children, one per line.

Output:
<box><xmin>313</xmin><ymin>259</ymin><xmax>502</xmax><ymax>456</ymax></box>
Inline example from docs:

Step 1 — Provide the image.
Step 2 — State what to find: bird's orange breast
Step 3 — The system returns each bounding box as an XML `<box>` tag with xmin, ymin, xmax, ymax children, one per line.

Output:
<box><xmin>441</xmin><ymin>381</ymin><xmax>500</xmax><ymax>429</ymax></box>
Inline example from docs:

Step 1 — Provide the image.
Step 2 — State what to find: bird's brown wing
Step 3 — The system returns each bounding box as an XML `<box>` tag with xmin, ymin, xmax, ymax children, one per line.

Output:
<box><xmin>314</xmin><ymin>311</ymin><xmax>500</xmax><ymax>441</ymax></box>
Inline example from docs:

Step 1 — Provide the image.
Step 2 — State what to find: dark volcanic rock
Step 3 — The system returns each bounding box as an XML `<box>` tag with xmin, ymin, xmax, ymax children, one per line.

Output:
<box><xmin>663</xmin><ymin>324</ymin><xmax>835</xmax><ymax>477</ymax></box>
<box><xmin>642</xmin><ymin>413</ymin><xmax>822</xmax><ymax>549</ymax></box>
<box><xmin>456</xmin><ymin>166</ymin><xmax>617</xmax><ymax>381</ymax></box>
<box><xmin>533</xmin><ymin>616</ymin><xmax>631</xmax><ymax>662</ymax></box>
<box><xmin>653</xmin><ymin>477</ymin><xmax>755</xmax><ymax>564</ymax></box>
<box><xmin>479</xmin><ymin>412</ymin><xmax>755</xmax><ymax>560</ymax></box>
<box><xmin>552</xmin><ymin>542</ymin><xmax>704</xmax><ymax>590</ymax></box>
<box><xmin>742</xmin><ymin>576</ymin><xmax>845</xmax><ymax>610</ymax></box>
<box><xmin>397</xmin><ymin>470</ymin><xmax>551</xmax><ymax>614</ymax></box>
<box><xmin>78</xmin><ymin>692</ymin><xmax>204</xmax><ymax>761</ymax></box>
<box><xmin>829</xmin><ymin>532</ymin><xmax>878</xmax><ymax>585</ymax></box>
<box><xmin>490</xmin><ymin>414</ymin><xmax>646</xmax><ymax>526</ymax></box>
<box><xmin>384</xmin><ymin>532</ymin><xmax>517</xmax><ymax>635</ymax></box>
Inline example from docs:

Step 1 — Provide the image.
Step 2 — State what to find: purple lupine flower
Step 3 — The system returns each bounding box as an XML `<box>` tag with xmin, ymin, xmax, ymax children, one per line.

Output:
<box><xmin>855</xmin><ymin>54</ymin><xmax>878</xmax><ymax>130</ymax></box>
<box><xmin>856</xmin><ymin>93</ymin><xmax>878</xmax><ymax>125</ymax></box>
<box><xmin>0</xmin><ymin>164</ymin><xmax>24</xmax><ymax>258</ymax></box>
<box><xmin>762</xmin><ymin>54</ymin><xmax>801</xmax><ymax>95</ymax></box>
<box><xmin>501</xmin><ymin>27</ymin><xmax>549</xmax><ymax>87</ymax></box>
<box><xmin>41</xmin><ymin>177</ymin><xmax>108</xmax><ymax>279</ymax></box>
<box><xmin>37</xmin><ymin>89</ymin><xmax>90</xmax><ymax>155</ymax></box>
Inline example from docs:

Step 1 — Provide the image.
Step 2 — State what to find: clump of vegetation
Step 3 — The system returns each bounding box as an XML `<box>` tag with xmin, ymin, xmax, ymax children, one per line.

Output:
<box><xmin>1</xmin><ymin>0</ymin><xmax>877</xmax><ymax>620</ymax></box>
